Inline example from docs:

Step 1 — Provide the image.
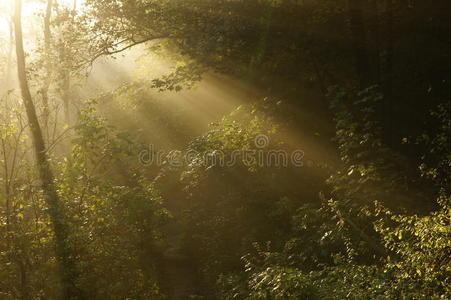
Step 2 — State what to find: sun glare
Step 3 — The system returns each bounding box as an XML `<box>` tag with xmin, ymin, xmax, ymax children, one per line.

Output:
<box><xmin>0</xmin><ymin>0</ymin><xmax>85</xmax><ymax>36</ymax></box>
<box><xmin>0</xmin><ymin>1</ymin><xmax>12</xmax><ymax>36</ymax></box>
<box><xmin>0</xmin><ymin>18</ymin><xmax>9</xmax><ymax>37</ymax></box>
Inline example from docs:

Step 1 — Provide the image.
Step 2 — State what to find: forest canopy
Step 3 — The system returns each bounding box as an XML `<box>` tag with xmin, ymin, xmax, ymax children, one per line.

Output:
<box><xmin>0</xmin><ymin>0</ymin><xmax>449</xmax><ymax>299</ymax></box>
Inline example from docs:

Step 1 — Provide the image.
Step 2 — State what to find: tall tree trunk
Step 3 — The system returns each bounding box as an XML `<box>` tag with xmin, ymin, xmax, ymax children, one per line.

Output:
<box><xmin>1</xmin><ymin>139</ymin><xmax>12</xmax><ymax>247</ymax></box>
<box><xmin>18</xmin><ymin>258</ymin><xmax>30</xmax><ymax>300</ymax></box>
<box><xmin>385</xmin><ymin>0</ymin><xmax>394</xmax><ymax>146</ymax></box>
<box><xmin>248</xmin><ymin>2</ymin><xmax>272</xmax><ymax>83</ymax></box>
<box><xmin>41</xmin><ymin>0</ymin><xmax>53</xmax><ymax>133</ymax></box>
<box><xmin>13</xmin><ymin>1</ymin><xmax>84</xmax><ymax>298</ymax></box>
<box><xmin>55</xmin><ymin>1</ymin><xmax>73</xmax><ymax>126</ymax></box>
<box><xmin>348</xmin><ymin>0</ymin><xmax>371</xmax><ymax>88</ymax></box>
<box><xmin>368</xmin><ymin>0</ymin><xmax>381</xmax><ymax>85</ymax></box>
<box><xmin>62</xmin><ymin>73</ymin><xmax>71</xmax><ymax>124</ymax></box>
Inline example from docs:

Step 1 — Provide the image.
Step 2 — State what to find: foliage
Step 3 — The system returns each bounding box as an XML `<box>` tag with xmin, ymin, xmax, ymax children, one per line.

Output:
<box><xmin>0</xmin><ymin>0</ymin><xmax>450</xmax><ymax>298</ymax></box>
<box><xmin>58</xmin><ymin>102</ymin><xmax>170</xmax><ymax>298</ymax></box>
<box><xmin>217</xmin><ymin>90</ymin><xmax>450</xmax><ymax>299</ymax></box>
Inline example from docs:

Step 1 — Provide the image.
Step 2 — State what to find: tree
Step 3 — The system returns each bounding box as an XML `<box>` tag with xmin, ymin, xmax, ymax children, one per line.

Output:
<box><xmin>40</xmin><ymin>0</ymin><xmax>53</xmax><ymax>130</ymax></box>
<box><xmin>348</xmin><ymin>0</ymin><xmax>371</xmax><ymax>88</ymax></box>
<box><xmin>13</xmin><ymin>0</ymin><xmax>84</xmax><ymax>298</ymax></box>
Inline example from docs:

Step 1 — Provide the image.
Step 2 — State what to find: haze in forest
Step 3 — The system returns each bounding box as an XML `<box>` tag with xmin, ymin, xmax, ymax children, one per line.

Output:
<box><xmin>0</xmin><ymin>0</ymin><xmax>449</xmax><ymax>299</ymax></box>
